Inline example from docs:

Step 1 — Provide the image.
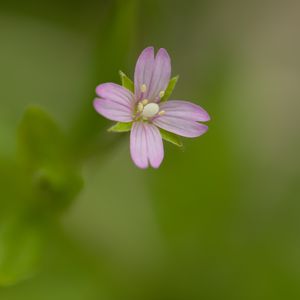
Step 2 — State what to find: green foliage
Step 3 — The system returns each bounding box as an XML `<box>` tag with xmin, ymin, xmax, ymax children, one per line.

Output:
<box><xmin>32</xmin><ymin>166</ymin><xmax>83</xmax><ymax>213</ymax></box>
<box><xmin>1</xmin><ymin>0</ymin><xmax>300</xmax><ymax>298</ymax></box>
<box><xmin>108</xmin><ymin>122</ymin><xmax>132</xmax><ymax>133</ymax></box>
<box><xmin>0</xmin><ymin>106</ymin><xmax>84</xmax><ymax>286</ymax></box>
<box><xmin>119</xmin><ymin>70</ymin><xmax>134</xmax><ymax>92</ymax></box>
<box><xmin>18</xmin><ymin>106</ymin><xmax>83</xmax><ymax>212</ymax></box>
<box><xmin>160</xmin><ymin>129</ymin><xmax>183</xmax><ymax>147</ymax></box>
<box><xmin>69</xmin><ymin>0</ymin><xmax>138</xmax><ymax>159</ymax></box>
<box><xmin>0</xmin><ymin>0</ymin><xmax>139</xmax><ymax>284</ymax></box>
<box><xmin>161</xmin><ymin>76</ymin><xmax>179</xmax><ymax>102</ymax></box>
<box><xmin>0</xmin><ymin>159</ymin><xmax>30</xmax><ymax>216</ymax></box>
<box><xmin>0</xmin><ymin>217</ymin><xmax>44</xmax><ymax>286</ymax></box>
<box><xmin>18</xmin><ymin>106</ymin><xmax>67</xmax><ymax>167</ymax></box>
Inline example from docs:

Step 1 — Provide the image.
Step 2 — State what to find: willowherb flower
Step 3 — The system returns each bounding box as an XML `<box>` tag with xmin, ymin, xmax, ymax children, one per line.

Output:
<box><xmin>93</xmin><ymin>47</ymin><xmax>210</xmax><ymax>169</ymax></box>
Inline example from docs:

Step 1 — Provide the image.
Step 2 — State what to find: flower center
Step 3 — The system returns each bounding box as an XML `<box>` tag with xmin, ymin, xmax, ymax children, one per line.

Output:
<box><xmin>135</xmin><ymin>99</ymin><xmax>165</xmax><ymax>121</ymax></box>
<box><xmin>142</xmin><ymin>103</ymin><xmax>160</xmax><ymax>118</ymax></box>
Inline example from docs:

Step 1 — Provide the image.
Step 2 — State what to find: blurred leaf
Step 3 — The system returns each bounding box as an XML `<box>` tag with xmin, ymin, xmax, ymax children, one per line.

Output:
<box><xmin>160</xmin><ymin>129</ymin><xmax>183</xmax><ymax>147</ymax></box>
<box><xmin>17</xmin><ymin>106</ymin><xmax>83</xmax><ymax>213</ymax></box>
<box><xmin>0</xmin><ymin>107</ymin><xmax>84</xmax><ymax>287</ymax></box>
<box><xmin>161</xmin><ymin>76</ymin><xmax>179</xmax><ymax>102</ymax></box>
<box><xmin>108</xmin><ymin>122</ymin><xmax>132</xmax><ymax>133</ymax></box>
<box><xmin>0</xmin><ymin>158</ymin><xmax>33</xmax><ymax>216</ymax></box>
<box><xmin>119</xmin><ymin>70</ymin><xmax>134</xmax><ymax>92</ymax></box>
<box><xmin>0</xmin><ymin>217</ymin><xmax>44</xmax><ymax>286</ymax></box>
<box><xmin>32</xmin><ymin>167</ymin><xmax>83</xmax><ymax>213</ymax></box>
<box><xmin>18</xmin><ymin>106</ymin><xmax>68</xmax><ymax>168</ymax></box>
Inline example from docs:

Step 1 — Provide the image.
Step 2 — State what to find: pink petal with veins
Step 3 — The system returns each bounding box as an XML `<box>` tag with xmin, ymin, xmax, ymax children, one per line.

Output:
<box><xmin>160</xmin><ymin>100</ymin><xmax>210</xmax><ymax>121</ymax></box>
<box><xmin>130</xmin><ymin>122</ymin><xmax>164</xmax><ymax>169</ymax></box>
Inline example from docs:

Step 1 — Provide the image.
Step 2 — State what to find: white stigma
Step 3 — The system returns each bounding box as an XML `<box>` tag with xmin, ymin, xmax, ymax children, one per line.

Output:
<box><xmin>142</xmin><ymin>103</ymin><xmax>160</xmax><ymax>118</ymax></box>
<box><xmin>141</xmin><ymin>84</ymin><xmax>147</xmax><ymax>93</ymax></box>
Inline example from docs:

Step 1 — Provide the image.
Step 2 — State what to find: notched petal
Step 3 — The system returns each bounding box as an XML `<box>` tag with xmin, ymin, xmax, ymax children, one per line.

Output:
<box><xmin>130</xmin><ymin>122</ymin><xmax>149</xmax><ymax>169</ymax></box>
<box><xmin>160</xmin><ymin>100</ymin><xmax>210</xmax><ymax>122</ymax></box>
<box><xmin>153</xmin><ymin>115</ymin><xmax>208</xmax><ymax>138</ymax></box>
<box><xmin>145</xmin><ymin>124</ymin><xmax>164</xmax><ymax>168</ymax></box>
<box><xmin>148</xmin><ymin>48</ymin><xmax>171</xmax><ymax>101</ymax></box>
<box><xmin>134</xmin><ymin>47</ymin><xmax>155</xmax><ymax>100</ymax></box>
<box><xmin>96</xmin><ymin>83</ymin><xmax>135</xmax><ymax>108</ymax></box>
<box><xmin>94</xmin><ymin>98</ymin><xmax>133</xmax><ymax>122</ymax></box>
<box><xmin>130</xmin><ymin>122</ymin><xmax>164</xmax><ymax>169</ymax></box>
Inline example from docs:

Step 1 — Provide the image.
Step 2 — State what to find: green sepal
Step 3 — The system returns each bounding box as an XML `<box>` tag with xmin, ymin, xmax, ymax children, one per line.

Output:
<box><xmin>119</xmin><ymin>70</ymin><xmax>134</xmax><ymax>93</ymax></box>
<box><xmin>161</xmin><ymin>75</ymin><xmax>179</xmax><ymax>102</ymax></box>
<box><xmin>108</xmin><ymin>122</ymin><xmax>132</xmax><ymax>133</ymax></box>
<box><xmin>160</xmin><ymin>129</ymin><xmax>183</xmax><ymax>147</ymax></box>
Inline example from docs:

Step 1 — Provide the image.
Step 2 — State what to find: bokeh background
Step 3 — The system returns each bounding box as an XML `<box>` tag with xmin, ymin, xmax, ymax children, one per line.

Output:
<box><xmin>0</xmin><ymin>0</ymin><xmax>300</xmax><ymax>299</ymax></box>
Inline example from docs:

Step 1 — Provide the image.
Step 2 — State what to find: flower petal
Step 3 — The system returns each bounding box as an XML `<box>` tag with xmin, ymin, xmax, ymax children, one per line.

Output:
<box><xmin>130</xmin><ymin>122</ymin><xmax>164</xmax><ymax>169</ymax></box>
<box><xmin>160</xmin><ymin>100</ymin><xmax>210</xmax><ymax>121</ymax></box>
<box><xmin>153</xmin><ymin>115</ymin><xmax>208</xmax><ymax>138</ymax></box>
<box><xmin>144</xmin><ymin>123</ymin><xmax>164</xmax><ymax>168</ymax></box>
<box><xmin>94</xmin><ymin>98</ymin><xmax>133</xmax><ymax>122</ymax></box>
<box><xmin>148</xmin><ymin>48</ymin><xmax>171</xmax><ymax>101</ymax></box>
<box><xmin>130</xmin><ymin>122</ymin><xmax>149</xmax><ymax>169</ymax></box>
<box><xmin>96</xmin><ymin>83</ymin><xmax>135</xmax><ymax>108</ymax></box>
<box><xmin>134</xmin><ymin>47</ymin><xmax>155</xmax><ymax>100</ymax></box>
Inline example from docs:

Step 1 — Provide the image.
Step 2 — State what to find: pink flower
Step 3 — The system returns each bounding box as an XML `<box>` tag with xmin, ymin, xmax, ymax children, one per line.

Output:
<box><xmin>94</xmin><ymin>47</ymin><xmax>210</xmax><ymax>169</ymax></box>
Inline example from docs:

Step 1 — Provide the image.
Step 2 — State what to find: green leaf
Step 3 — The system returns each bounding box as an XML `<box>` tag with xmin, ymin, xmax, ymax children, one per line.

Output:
<box><xmin>17</xmin><ymin>106</ymin><xmax>83</xmax><ymax>212</ymax></box>
<box><xmin>108</xmin><ymin>122</ymin><xmax>132</xmax><ymax>133</ymax></box>
<box><xmin>119</xmin><ymin>70</ymin><xmax>134</xmax><ymax>92</ymax></box>
<box><xmin>0</xmin><ymin>159</ymin><xmax>32</xmax><ymax>216</ymax></box>
<box><xmin>161</xmin><ymin>75</ymin><xmax>179</xmax><ymax>102</ymax></box>
<box><xmin>0</xmin><ymin>217</ymin><xmax>44</xmax><ymax>286</ymax></box>
<box><xmin>160</xmin><ymin>129</ymin><xmax>183</xmax><ymax>147</ymax></box>
<box><xmin>18</xmin><ymin>106</ymin><xmax>67</xmax><ymax>167</ymax></box>
<box><xmin>32</xmin><ymin>166</ymin><xmax>83</xmax><ymax>213</ymax></box>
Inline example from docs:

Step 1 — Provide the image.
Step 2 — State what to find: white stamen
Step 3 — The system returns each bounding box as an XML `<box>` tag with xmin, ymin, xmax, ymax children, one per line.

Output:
<box><xmin>141</xmin><ymin>84</ymin><xmax>147</xmax><ymax>93</ymax></box>
<box><xmin>142</xmin><ymin>99</ymin><xmax>149</xmax><ymax>105</ymax></box>
<box><xmin>158</xmin><ymin>110</ymin><xmax>165</xmax><ymax>116</ymax></box>
<box><xmin>159</xmin><ymin>91</ymin><xmax>165</xmax><ymax>98</ymax></box>
<box><xmin>142</xmin><ymin>103</ymin><xmax>160</xmax><ymax>118</ymax></box>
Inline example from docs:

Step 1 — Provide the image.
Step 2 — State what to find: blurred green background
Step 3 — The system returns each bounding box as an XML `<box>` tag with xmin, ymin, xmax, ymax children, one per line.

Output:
<box><xmin>0</xmin><ymin>0</ymin><xmax>300</xmax><ymax>299</ymax></box>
